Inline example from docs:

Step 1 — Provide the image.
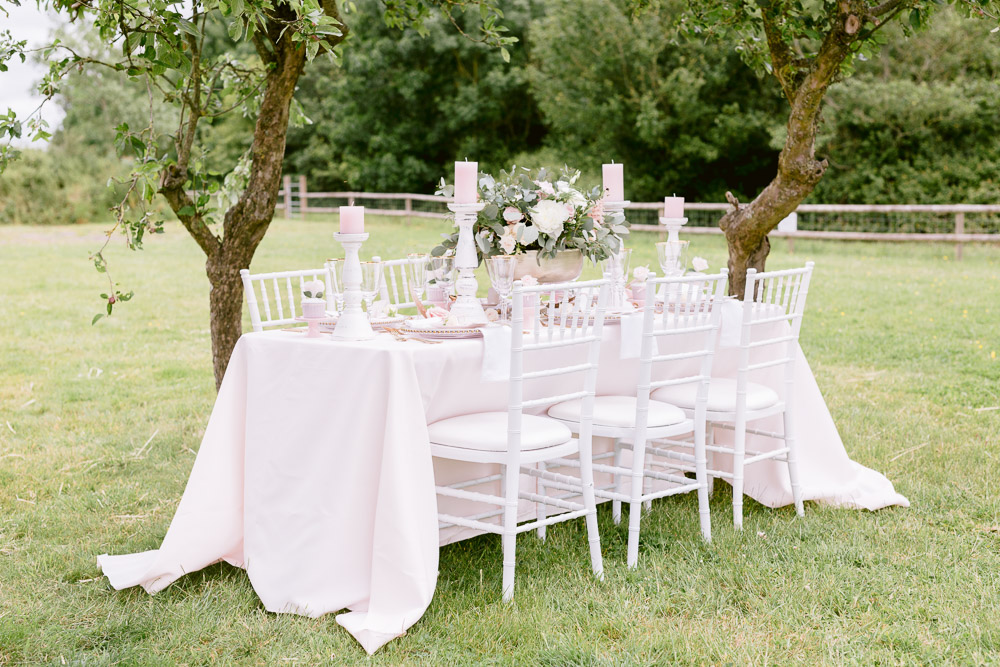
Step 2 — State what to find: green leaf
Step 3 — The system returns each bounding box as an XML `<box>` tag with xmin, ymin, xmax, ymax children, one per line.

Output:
<box><xmin>92</xmin><ymin>314</ymin><xmax>104</xmax><ymax>325</ymax></box>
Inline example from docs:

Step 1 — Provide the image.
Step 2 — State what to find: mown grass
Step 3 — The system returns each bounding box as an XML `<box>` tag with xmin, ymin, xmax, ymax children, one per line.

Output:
<box><xmin>1</xmin><ymin>217</ymin><xmax>998</xmax><ymax>665</ymax></box>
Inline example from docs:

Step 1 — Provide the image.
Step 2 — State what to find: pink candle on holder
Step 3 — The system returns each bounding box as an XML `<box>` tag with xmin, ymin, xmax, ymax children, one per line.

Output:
<box><xmin>664</xmin><ymin>196</ymin><xmax>685</xmax><ymax>219</ymax></box>
<box><xmin>454</xmin><ymin>160</ymin><xmax>478</xmax><ymax>204</ymax></box>
<box><xmin>339</xmin><ymin>205</ymin><xmax>365</xmax><ymax>234</ymax></box>
<box><xmin>602</xmin><ymin>162</ymin><xmax>624</xmax><ymax>201</ymax></box>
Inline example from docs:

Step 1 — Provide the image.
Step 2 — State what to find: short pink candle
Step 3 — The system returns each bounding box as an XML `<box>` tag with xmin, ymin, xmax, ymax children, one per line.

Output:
<box><xmin>602</xmin><ymin>162</ymin><xmax>624</xmax><ymax>201</ymax></box>
<box><xmin>339</xmin><ymin>206</ymin><xmax>364</xmax><ymax>234</ymax></box>
<box><xmin>664</xmin><ymin>196</ymin><xmax>685</xmax><ymax>219</ymax></box>
<box><xmin>454</xmin><ymin>161</ymin><xmax>478</xmax><ymax>204</ymax></box>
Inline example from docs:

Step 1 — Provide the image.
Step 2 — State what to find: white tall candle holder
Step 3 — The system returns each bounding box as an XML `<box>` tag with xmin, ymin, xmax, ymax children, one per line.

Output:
<box><xmin>331</xmin><ymin>232</ymin><xmax>376</xmax><ymax>341</ymax></box>
<box><xmin>604</xmin><ymin>200</ymin><xmax>630</xmax><ymax>310</ymax></box>
<box><xmin>659</xmin><ymin>216</ymin><xmax>689</xmax><ymax>243</ymax></box>
<box><xmin>447</xmin><ymin>201</ymin><xmax>488</xmax><ymax>325</ymax></box>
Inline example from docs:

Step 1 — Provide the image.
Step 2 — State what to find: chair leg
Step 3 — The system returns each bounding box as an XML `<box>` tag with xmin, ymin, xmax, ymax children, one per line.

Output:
<box><xmin>642</xmin><ymin>448</ymin><xmax>653</xmax><ymax>512</ymax></box>
<box><xmin>612</xmin><ymin>440</ymin><xmax>622</xmax><ymax>525</ymax></box>
<box><xmin>501</xmin><ymin>461</ymin><xmax>519</xmax><ymax>602</ymax></box>
<box><xmin>578</xmin><ymin>437</ymin><xmax>604</xmax><ymax>581</ymax></box>
<box><xmin>536</xmin><ymin>461</ymin><xmax>547</xmax><ymax>541</ymax></box>
<box><xmin>783</xmin><ymin>410</ymin><xmax>805</xmax><ymax>517</ymax></box>
<box><xmin>626</xmin><ymin>437</ymin><xmax>647</xmax><ymax>568</ymax></box>
<box><xmin>706</xmin><ymin>426</ymin><xmax>715</xmax><ymax>496</ymax></box>
<box><xmin>694</xmin><ymin>419</ymin><xmax>712</xmax><ymax>543</ymax></box>
<box><xmin>732</xmin><ymin>415</ymin><xmax>747</xmax><ymax>531</ymax></box>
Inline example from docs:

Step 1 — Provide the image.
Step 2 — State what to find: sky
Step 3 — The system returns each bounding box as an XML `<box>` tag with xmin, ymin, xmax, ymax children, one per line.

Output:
<box><xmin>1</xmin><ymin>2</ymin><xmax>66</xmax><ymax>146</ymax></box>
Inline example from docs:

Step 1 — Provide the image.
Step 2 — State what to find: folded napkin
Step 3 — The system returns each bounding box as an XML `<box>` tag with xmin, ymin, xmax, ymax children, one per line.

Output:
<box><xmin>481</xmin><ymin>324</ymin><xmax>511</xmax><ymax>382</ymax></box>
<box><xmin>619</xmin><ymin>312</ymin><xmax>656</xmax><ymax>360</ymax></box>
<box><xmin>718</xmin><ymin>298</ymin><xmax>743</xmax><ymax>348</ymax></box>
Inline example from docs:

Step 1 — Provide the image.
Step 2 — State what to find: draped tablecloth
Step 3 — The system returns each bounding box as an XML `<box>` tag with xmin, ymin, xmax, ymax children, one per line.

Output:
<box><xmin>98</xmin><ymin>326</ymin><xmax>908</xmax><ymax>654</ymax></box>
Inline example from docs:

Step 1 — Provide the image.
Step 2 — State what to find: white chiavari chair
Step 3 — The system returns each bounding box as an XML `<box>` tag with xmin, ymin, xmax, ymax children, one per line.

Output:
<box><xmin>547</xmin><ymin>271</ymin><xmax>729</xmax><ymax>566</ymax></box>
<box><xmin>239</xmin><ymin>267</ymin><xmax>334</xmax><ymax>332</ymax></box>
<box><xmin>653</xmin><ymin>262</ymin><xmax>815</xmax><ymax>529</ymax></box>
<box><xmin>372</xmin><ymin>256</ymin><xmax>416</xmax><ymax>311</ymax></box>
<box><xmin>430</xmin><ymin>278</ymin><xmax>610</xmax><ymax>601</ymax></box>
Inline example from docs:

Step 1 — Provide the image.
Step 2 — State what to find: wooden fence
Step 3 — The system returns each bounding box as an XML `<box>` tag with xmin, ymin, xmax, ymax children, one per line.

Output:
<box><xmin>278</xmin><ymin>176</ymin><xmax>1000</xmax><ymax>259</ymax></box>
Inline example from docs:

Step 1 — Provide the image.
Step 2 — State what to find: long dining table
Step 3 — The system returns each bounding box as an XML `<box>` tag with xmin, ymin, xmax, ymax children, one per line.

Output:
<box><xmin>98</xmin><ymin>318</ymin><xmax>909</xmax><ymax>654</ymax></box>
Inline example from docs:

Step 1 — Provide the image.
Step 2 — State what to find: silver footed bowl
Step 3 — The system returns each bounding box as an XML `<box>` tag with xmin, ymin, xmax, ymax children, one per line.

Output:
<box><xmin>512</xmin><ymin>249</ymin><xmax>584</xmax><ymax>284</ymax></box>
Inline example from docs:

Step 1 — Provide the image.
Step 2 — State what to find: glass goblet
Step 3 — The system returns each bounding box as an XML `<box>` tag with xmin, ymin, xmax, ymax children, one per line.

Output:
<box><xmin>600</xmin><ymin>248</ymin><xmax>633</xmax><ymax>310</ymax></box>
<box><xmin>406</xmin><ymin>253</ymin><xmax>428</xmax><ymax>304</ymax></box>
<box><xmin>485</xmin><ymin>255</ymin><xmax>518</xmax><ymax>322</ymax></box>
<box><xmin>328</xmin><ymin>258</ymin><xmax>346</xmax><ymax>315</ymax></box>
<box><xmin>359</xmin><ymin>260</ymin><xmax>383</xmax><ymax>316</ymax></box>
<box><xmin>428</xmin><ymin>256</ymin><xmax>455</xmax><ymax>304</ymax></box>
<box><xmin>656</xmin><ymin>240</ymin><xmax>690</xmax><ymax>277</ymax></box>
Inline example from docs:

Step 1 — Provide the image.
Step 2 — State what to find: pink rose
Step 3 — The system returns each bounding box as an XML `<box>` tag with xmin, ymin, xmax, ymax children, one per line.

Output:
<box><xmin>427</xmin><ymin>306</ymin><xmax>450</xmax><ymax>319</ymax></box>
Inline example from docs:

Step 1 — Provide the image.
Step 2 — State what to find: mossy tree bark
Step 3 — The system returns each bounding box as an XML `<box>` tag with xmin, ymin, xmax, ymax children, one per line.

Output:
<box><xmin>719</xmin><ymin>1</ymin><xmax>909</xmax><ymax>296</ymax></box>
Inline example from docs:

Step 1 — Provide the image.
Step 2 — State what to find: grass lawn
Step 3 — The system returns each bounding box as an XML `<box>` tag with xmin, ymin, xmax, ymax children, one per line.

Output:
<box><xmin>1</xmin><ymin>216</ymin><xmax>998</xmax><ymax>664</ymax></box>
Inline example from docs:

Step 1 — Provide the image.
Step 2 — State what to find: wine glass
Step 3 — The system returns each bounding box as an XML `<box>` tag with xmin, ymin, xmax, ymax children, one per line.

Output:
<box><xmin>656</xmin><ymin>240</ymin><xmax>689</xmax><ymax>277</ymax></box>
<box><xmin>485</xmin><ymin>256</ymin><xmax>518</xmax><ymax>322</ymax></box>
<box><xmin>428</xmin><ymin>256</ymin><xmax>455</xmax><ymax>303</ymax></box>
<box><xmin>360</xmin><ymin>260</ymin><xmax>383</xmax><ymax>315</ymax></box>
<box><xmin>328</xmin><ymin>258</ymin><xmax>346</xmax><ymax>315</ymax></box>
<box><xmin>600</xmin><ymin>248</ymin><xmax>632</xmax><ymax>311</ymax></box>
<box><xmin>407</xmin><ymin>253</ymin><xmax>428</xmax><ymax>305</ymax></box>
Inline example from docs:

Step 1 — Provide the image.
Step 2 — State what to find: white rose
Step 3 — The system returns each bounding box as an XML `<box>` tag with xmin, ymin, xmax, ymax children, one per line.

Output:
<box><xmin>529</xmin><ymin>199</ymin><xmax>571</xmax><ymax>237</ymax></box>
<box><xmin>632</xmin><ymin>266</ymin><xmax>650</xmax><ymax>282</ymax></box>
<box><xmin>500</xmin><ymin>232</ymin><xmax>517</xmax><ymax>255</ymax></box>
<box><xmin>555</xmin><ymin>180</ymin><xmax>570</xmax><ymax>192</ymax></box>
<box><xmin>566</xmin><ymin>189</ymin><xmax>587</xmax><ymax>210</ymax></box>
<box><xmin>520</xmin><ymin>274</ymin><xmax>538</xmax><ymax>286</ymax></box>
<box><xmin>536</xmin><ymin>181</ymin><xmax>555</xmax><ymax>196</ymax></box>
<box><xmin>692</xmin><ymin>256</ymin><xmax>709</xmax><ymax>272</ymax></box>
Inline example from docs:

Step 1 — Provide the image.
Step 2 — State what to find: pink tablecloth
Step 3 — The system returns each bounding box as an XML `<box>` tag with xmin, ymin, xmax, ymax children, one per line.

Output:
<box><xmin>98</xmin><ymin>327</ymin><xmax>908</xmax><ymax>654</ymax></box>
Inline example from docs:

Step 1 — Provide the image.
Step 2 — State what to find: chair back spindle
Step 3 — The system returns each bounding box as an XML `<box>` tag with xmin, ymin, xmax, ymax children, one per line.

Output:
<box><xmin>239</xmin><ymin>267</ymin><xmax>330</xmax><ymax>332</ymax></box>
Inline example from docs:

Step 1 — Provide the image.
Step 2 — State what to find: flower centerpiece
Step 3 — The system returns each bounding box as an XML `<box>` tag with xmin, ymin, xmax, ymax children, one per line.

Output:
<box><xmin>434</xmin><ymin>166</ymin><xmax>630</xmax><ymax>283</ymax></box>
<box><xmin>300</xmin><ymin>280</ymin><xmax>326</xmax><ymax>319</ymax></box>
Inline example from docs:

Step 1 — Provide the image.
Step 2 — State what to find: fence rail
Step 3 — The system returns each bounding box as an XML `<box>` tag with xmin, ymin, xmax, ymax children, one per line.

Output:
<box><xmin>276</xmin><ymin>179</ymin><xmax>1000</xmax><ymax>258</ymax></box>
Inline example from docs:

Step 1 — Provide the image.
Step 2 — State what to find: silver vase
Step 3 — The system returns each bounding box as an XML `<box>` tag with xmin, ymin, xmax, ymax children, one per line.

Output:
<box><xmin>513</xmin><ymin>249</ymin><xmax>584</xmax><ymax>284</ymax></box>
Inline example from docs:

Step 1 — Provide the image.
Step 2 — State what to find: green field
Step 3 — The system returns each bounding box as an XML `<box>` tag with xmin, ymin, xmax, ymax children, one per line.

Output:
<box><xmin>1</xmin><ymin>217</ymin><xmax>998</xmax><ymax>664</ymax></box>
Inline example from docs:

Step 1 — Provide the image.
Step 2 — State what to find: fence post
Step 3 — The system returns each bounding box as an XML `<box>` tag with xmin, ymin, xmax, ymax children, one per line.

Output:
<box><xmin>298</xmin><ymin>175</ymin><xmax>308</xmax><ymax>219</ymax></box>
<box><xmin>955</xmin><ymin>211</ymin><xmax>965</xmax><ymax>260</ymax></box>
<box><xmin>282</xmin><ymin>175</ymin><xmax>292</xmax><ymax>219</ymax></box>
<box><xmin>404</xmin><ymin>196</ymin><xmax>412</xmax><ymax>221</ymax></box>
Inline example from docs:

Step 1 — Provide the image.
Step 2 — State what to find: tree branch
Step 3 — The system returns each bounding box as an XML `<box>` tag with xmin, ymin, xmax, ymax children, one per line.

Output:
<box><xmin>760</xmin><ymin>5</ymin><xmax>797</xmax><ymax>103</ymax></box>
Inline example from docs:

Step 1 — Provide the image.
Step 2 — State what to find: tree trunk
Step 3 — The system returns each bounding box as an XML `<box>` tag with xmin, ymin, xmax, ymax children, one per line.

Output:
<box><xmin>206</xmin><ymin>252</ymin><xmax>248</xmax><ymax>388</ymax></box>
<box><xmin>719</xmin><ymin>10</ymin><xmax>858</xmax><ymax>296</ymax></box>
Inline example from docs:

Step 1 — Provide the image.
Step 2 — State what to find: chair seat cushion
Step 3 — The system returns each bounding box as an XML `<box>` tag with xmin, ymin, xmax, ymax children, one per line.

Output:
<box><xmin>653</xmin><ymin>378</ymin><xmax>780</xmax><ymax>413</ymax></box>
<box><xmin>428</xmin><ymin>412</ymin><xmax>573</xmax><ymax>452</ymax></box>
<box><xmin>547</xmin><ymin>396</ymin><xmax>687</xmax><ymax>429</ymax></box>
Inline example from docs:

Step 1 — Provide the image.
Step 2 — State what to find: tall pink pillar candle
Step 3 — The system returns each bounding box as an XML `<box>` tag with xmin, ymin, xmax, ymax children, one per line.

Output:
<box><xmin>454</xmin><ymin>161</ymin><xmax>478</xmax><ymax>204</ymax></box>
<box><xmin>602</xmin><ymin>162</ymin><xmax>624</xmax><ymax>201</ymax></box>
<box><xmin>340</xmin><ymin>205</ymin><xmax>365</xmax><ymax>234</ymax></box>
<box><xmin>663</xmin><ymin>196</ymin><xmax>685</xmax><ymax>219</ymax></box>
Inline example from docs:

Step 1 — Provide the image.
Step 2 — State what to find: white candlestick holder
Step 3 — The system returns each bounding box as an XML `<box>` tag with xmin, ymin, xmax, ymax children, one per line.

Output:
<box><xmin>331</xmin><ymin>232</ymin><xmax>376</xmax><ymax>341</ymax></box>
<box><xmin>447</xmin><ymin>201</ymin><xmax>488</xmax><ymax>325</ymax></box>
<box><xmin>659</xmin><ymin>216</ymin><xmax>688</xmax><ymax>243</ymax></box>
<box><xmin>603</xmin><ymin>200</ymin><xmax>630</xmax><ymax>311</ymax></box>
